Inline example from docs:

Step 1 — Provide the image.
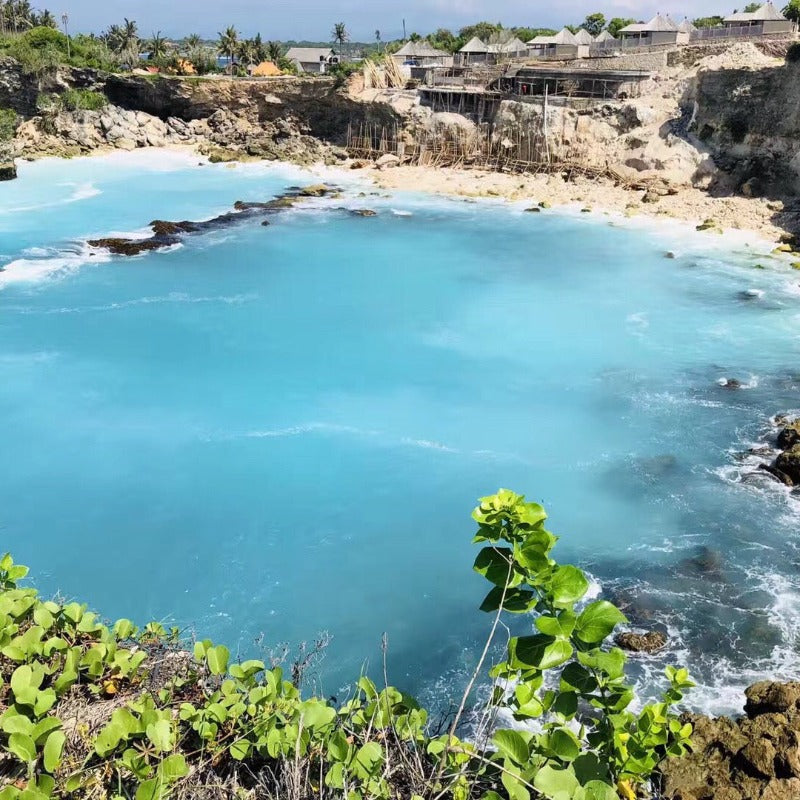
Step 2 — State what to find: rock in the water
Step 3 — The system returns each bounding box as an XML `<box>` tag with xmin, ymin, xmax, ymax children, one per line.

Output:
<box><xmin>87</xmin><ymin>236</ymin><xmax>177</xmax><ymax>256</ymax></box>
<box><xmin>614</xmin><ymin>630</ymin><xmax>667</xmax><ymax>653</ymax></box>
<box><xmin>298</xmin><ymin>184</ymin><xmax>331</xmax><ymax>197</ymax></box>
<box><xmin>774</xmin><ymin>445</ymin><xmax>800</xmax><ymax>485</ymax></box>
<box><xmin>777</xmin><ymin>419</ymin><xmax>800</xmax><ymax>450</ymax></box>
<box><xmin>349</xmin><ymin>209</ymin><xmax>378</xmax><ymax>217</ymax></box>
<box><xmin>0</xmin><ymin>161</ymin><xmax>16</xmax><ymax>181</ymax></box>
<box><xmin>524</xmin><ymin>207</ymin><xmax>541</xmax><ymax>213</ymax></box>
<box><xmin>150</xmin><ymin>220</ymin><xmax>199</xmax><ymax>236</ymax></box>
<box><xmin>758</xmin><ymin>463</ymin><xmax>795</xmax><ymax>487</ymax></box>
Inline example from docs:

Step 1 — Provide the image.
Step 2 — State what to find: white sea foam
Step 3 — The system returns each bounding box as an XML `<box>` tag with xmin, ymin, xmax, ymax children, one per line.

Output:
<box><xmin>6</xmin><ymin>182</ymin><xmax>101</xmax><ymax>214</ymax></box>
<box><xmin>0</xmin><ymin>243</ymin><xmax>110</xmax><ymax>290</ymax></box>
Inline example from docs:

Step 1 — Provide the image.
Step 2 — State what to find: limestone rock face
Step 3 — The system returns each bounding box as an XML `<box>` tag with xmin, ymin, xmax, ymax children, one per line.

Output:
<box><xmin>660</xmin><ymin>683</ymin><xmax>800</xmax><ymax>800</ymax></box>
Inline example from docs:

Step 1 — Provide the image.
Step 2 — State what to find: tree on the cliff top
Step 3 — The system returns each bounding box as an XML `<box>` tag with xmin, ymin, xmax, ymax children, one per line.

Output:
<box><xmin>693</xmin><ymin>14</ymin><xmax>725</xmax><ymax>27</ymax></box>
<box><xmin>332</xmin><ymin>21</ymin><xmax>349</xmax><ymax>57</ymax></box>
<box><xmin>582</xmin><ymin>12</ymin><xmax>606</xmax><ymax>35</ymax></box>
<box><xmin>146</xmin><ymin>31</ymin><xmax>167</xmax><ymax>61</ymax></box>
<box><xmin>606</xmin><ymin>17</ymin><xmax>636</xmax><ymax>36</ymax></box>
<box><xmin>217</xmin><ymin>25</ymin><xmax>238</xmax><ymax>67</ymax></box>
<box><xmin>784</xmin><ymin>0</ymin><xmax>800</xmax><ymax>21</ymax></box>
<box><xmin>457</xmin><ymin>20</ymin><xmax>503</xmax><ymax>44</ymax></box>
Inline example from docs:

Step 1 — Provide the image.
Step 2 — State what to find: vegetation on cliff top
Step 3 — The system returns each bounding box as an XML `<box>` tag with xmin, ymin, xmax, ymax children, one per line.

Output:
<box><xmin>0</xmin><ymin>491</ymin><xmax>693</xmax><ymax>800</ymax></box>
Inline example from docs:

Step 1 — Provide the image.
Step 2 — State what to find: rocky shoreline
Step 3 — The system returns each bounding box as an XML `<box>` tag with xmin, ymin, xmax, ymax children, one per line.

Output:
<box><xmin>660</xmin><ymin>682</ymin><xmax>800</xmax><ymax>800</ymax></box>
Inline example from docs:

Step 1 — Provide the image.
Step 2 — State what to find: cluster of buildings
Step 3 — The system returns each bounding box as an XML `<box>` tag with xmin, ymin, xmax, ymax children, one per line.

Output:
<box><xmin>280</xmin><ymin>2</ymin><xmax>795</xmax><ymax>76</ymax></box>
<box><xmin>388</xmin><ymin>1</ymin><xmax>795</xmax><ymax>73</ymax></box>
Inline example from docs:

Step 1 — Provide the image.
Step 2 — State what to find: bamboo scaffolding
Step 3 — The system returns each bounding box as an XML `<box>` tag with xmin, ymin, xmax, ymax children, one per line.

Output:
<box><xmin>345</xmin><ymin>118</ymin><xmax>655</xmax><ymax>190</ymax></box>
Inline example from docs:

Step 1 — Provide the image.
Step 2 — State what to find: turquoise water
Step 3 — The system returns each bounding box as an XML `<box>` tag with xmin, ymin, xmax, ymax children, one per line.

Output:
<box><xmin>2</xmin><ymin>151</ymin><xmax>800</xmax><ymax>715</ymax></box>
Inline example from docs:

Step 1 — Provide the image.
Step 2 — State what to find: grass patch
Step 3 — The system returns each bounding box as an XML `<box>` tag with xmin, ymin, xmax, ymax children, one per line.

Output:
<box><xmin>0</xmin><ymin>107</ymin><xmax>18</xmax><ymax>142</ymax></box>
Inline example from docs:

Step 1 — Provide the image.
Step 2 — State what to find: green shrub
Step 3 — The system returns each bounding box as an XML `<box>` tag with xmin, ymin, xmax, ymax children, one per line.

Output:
<box><xmin>787</xmin><ymin>42</ymin><xmax>800</xmax><ymax>63</ymax></box>
<box><xmin>61</xmin><ymin>88</ymin><xmax>107</xmax><ymax>111</ymax></box>
<box><xmin>20</xmin><ymin>25</ymin><xmax>69</xmax><ymax>51</ymax></box>
<box><xmin>0</xmin><ymin>492</ymin><xmax>693</xmax><ymax>800</ymax></box>
<box><xmin>0</xmin><ymin>108</ymin><xmax>18</xmax><ymax>142</ymax></box>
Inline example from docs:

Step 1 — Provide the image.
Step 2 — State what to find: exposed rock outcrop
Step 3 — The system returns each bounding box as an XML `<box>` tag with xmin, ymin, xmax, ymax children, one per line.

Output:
<box><xmin>758</xmin><ymin>416</ymin><xmax>800</xmax><ymax>487</ymax></box>
<box><xmin>660</xmin><ymin>682</ymin><xmax>800</xmax><ymax>800</ymax></box>
<box><xmin>87</xmin><ymin>185</ymin><xmax>339</xmax><ymax>256</ymax></box>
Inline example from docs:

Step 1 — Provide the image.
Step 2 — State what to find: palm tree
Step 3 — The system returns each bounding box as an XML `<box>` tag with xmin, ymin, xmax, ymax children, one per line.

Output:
<box><xmin>147</xmin><ymin>30</ymin><xmax>167</xmax><ymax>61</ymax></box>
<box><xmin>185</xmin><ymin>33</ymin><xmax>201</xmax><ymax>52</ymax></box>
<box><xmin>32</xmin><ymin>8</ymin><xmax>56</xmax><ymax>27</ymax></box>
<box><xmin>252</xmin><ymin>32</ymin><xmax>267</xmax><ymax>63</ymax></box>
<box><xmin>332</xmin><ymin>21</ymin><xmax>349</xmax><ymax>57</ymax></box>
<box><xmin>122</xmin><ymin>18</ymin><xmax>138</xmax><ymax>49</ymax></box>
<box><xmin>236</xmin><ymin>38</ymin><xmax>256</xmax><ymax>69</ymax></box>
<box><xmin>217</xmin><ymin>25</ymin><xmax>238</xmax><ymax>69</ymax></box>
<box><xmin>266</xmin><ymin>40</ymin><xmax>284</xmax><ymax>64</ymax></box>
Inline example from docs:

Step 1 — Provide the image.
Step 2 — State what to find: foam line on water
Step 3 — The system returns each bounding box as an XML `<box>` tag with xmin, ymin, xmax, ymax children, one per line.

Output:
<box><xmin>0</xmin><ymin>243</ymin><xmax>111</xmax><ymax>290</ymax></box>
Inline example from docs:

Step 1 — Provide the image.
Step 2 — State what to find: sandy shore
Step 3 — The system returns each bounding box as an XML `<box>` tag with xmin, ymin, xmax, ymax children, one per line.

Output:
<box><xmin>367</xmin><ymin>164</ymin><xmax>789</xmax><ymax>244</ymax></box>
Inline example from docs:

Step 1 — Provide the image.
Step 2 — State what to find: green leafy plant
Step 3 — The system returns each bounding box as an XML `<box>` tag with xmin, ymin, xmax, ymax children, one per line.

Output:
<box><xmin>472</xmin><ymin>490</ymin><xmax>693</xmax><ymax>800</ymax></box>
<box><xmin>0</xmin><ymin>491</ymin><xmax>693</xmax><ymax>800</ymax></box>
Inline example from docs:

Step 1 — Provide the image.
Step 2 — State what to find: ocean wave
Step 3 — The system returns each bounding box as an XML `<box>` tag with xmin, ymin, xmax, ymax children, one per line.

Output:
<box><xmin>0</xmin><ymin>243</ymin><xmax>110</xmax><ymax>290</ymax></box>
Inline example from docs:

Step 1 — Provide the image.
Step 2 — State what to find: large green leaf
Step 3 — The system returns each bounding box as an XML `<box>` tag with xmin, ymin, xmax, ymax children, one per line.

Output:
<box><xmin>533</xmin><ymin>764</ymin><xmax>579</xmax><ymax>799</ymax></box>
<box><xmin>536</xmin><ymin>611</ymin><xmax>576</xmax><ymax>638</ymax></box>
<box><xmin>550</xmin><ymin>566</ymin><xmax>589</xmax><ymax>608</ymax></box>
<box><xmin>206</xmin><ymin>645</ymin><xmax>230</xmax><ymax>676</ymax></box>
<box><xmin>547</xmin><ymin>728</ymin><xmax>581</xmax><ymax>762</ymax></box>
<box><xmin>560</xmin><ymin>662</ymin><xmax>599</xmax><ymax>694</ymax></box>
<box><xmin>577</xmin><ymin>648</ymin><xmax>626</xmax><ymax>680</ymax></box>
<box><xmin>146</xmin><ymin>720</ymin><xmax>174</xmax><ymax>753</ymax></box>
<box><xmin>7</xmin><ymin>732</ymin><xmax>37</xmax><ymax>763</ymax></box>
<box><xmin>480</xmin><ymin>587</ymin><xmax>535</xmax><ymax>614</ymax></box>
<box><xmin>574</xmin><ymin>602</ymin><xmax>627</xmax><ymax>644</ymax></box>
<box><xmin>474</xmin><ymin>547</ymin><xmax>518</xmax><ymax>587</ymax></box>
<box><xmin>300</xmin><ymin>700</ymin><xmax>336</xmax><ymax>730</ymax></box>
<box><xmin>493</xmin><ymin>729</ymin><xmax>530</xmax><ymax>766</ymax></box>
<box><xmin>510</xmin><ymin>635</ymin><xmax>573</xmax><ymax>670</ymax></box>
<box><xmin>43</xmin><ymin>730</ymin><xmax>65</xmax><ymax>773</ymax></box>
<box><xmin>158</xmin><ymin>753</ymin><xmax>189</xmax><ymax>782</ymax></box>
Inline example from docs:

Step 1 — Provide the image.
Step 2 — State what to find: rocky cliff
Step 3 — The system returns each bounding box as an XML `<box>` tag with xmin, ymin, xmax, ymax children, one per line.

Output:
<box><xmin>686</xmin><ymin>59</ymin><xmax>800</xmax><ymax>197</ymax></box>
<box><xmin>2</xmin><ymin>63</ymin><xmax>400</xmax><ymax>170</ymax></box>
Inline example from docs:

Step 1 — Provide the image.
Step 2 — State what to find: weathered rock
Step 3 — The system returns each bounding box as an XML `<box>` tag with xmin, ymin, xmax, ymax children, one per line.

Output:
<box><xmin>0</xmin><ymin>161</ymin><xmax>16</xmax><ymax>181</ymax></box>
<box><xmin>774</xmin><ymin>445</ymin><xmax>800</xmax><ymax>485</ymax></box>
<box><xmin>614</xmin><ymin>630</ymin><xmax>668</xmax><ymax>653</ymax></box>
<box><xmin>745</xmin><ymin>682</ymin><xmax>800</xmax><ymax>716</ymax></box>
<box><xmin>758</xmin><ymin>463</ymin><xmax>795</xmax><ymax>487</ymax></box>
<box><xmin>349</xmin><ymin>209</ymin><xmax>378</xmax><ymax>217</ymax></box>
<box><xmin>375</xmin><ymin>153</ymin><xmax>400</xmax><ymax>168</ymax></box>
<box><xmin>738</xmin><ymin>738</ymin><xmax>776</xmax><ymax>778</ymax></box>
<box><xmin>298</xmin><ymin>184</ymin><xmax>332</xmax><ymax>197</ymax></box>
<box><xmin>87</xmin><ymin>236</ymin><xmax>178</xmax><ymax>256</ymax></box>
<box><xmin>777</xmin><ymin>420</ymin><xmax>800</xmax><ymax>450</ymax></box>
<box><xmin>150</xmin><ymin>220</ymin><xmax>199</xmax><ymax>236</ymax></box>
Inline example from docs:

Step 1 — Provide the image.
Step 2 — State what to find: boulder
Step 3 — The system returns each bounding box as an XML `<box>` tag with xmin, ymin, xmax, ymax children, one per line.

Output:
<box><xmin>774</xmin><ymin>446</ymin><xmax>800</xmax><ymax>485</ymax></box>
<box><xmin>777</xmin><ymin>420</ymin><xmax>800</xmax><ymax>450</ymax></box>
<box><xmin>0</xmin><ymin>161</ymin><xmax>16</xmax><ymax>181</ymax></box>
<box><xmin>738</xmin><ymin>738</ymin><xmax>777</xmax><ymax>779</ymax></box>
<box><xmin>614</xmin><ymin>630</ymin><xmax>667</xmax><ymax>653</ymax></box>
<box><xmin>350</xmin><ymin>209</ymin><xmax>378</xmax><ymax>217</ymax></box>
<box><xmin>745</xmin><ymin>682</ymin><xmax>800</xmax><ymax>716</ymax></box>
<box><xmin>375</xmin><ymin>153</ymin><xmax>400</xmax><ymax>168</ymax></box>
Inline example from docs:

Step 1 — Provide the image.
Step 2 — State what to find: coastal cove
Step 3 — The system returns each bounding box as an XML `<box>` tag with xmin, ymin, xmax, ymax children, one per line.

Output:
<box><xmin>2</xmin><ymin>150</ymin><xmax>800</xmax><ymax>724</ymax></box>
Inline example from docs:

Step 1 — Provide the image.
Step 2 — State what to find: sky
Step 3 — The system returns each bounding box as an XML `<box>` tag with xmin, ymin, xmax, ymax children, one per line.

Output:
<box><xmin>64</xmin><ymin>0</ymin><xmax>737</xmax><ymax>41</ymax></box>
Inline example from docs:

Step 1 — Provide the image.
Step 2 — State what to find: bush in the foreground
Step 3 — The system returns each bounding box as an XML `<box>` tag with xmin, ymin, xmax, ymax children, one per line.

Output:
<box><xmin>0</xmin><ymin>491</ymin><xmax>693</xmax><ymax>800</ymax></box>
